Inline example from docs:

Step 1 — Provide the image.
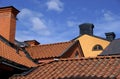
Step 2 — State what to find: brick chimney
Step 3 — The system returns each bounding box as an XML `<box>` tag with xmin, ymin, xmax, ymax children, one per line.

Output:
<box><xmin>105</xmin><ymin>32</ymin><xmax>116</xmax><ymax>41</ymax></box>
<box><xmin>0</xmin><ymin>6</ymin><xmax>19</xmax><ymax>43</ymax></box>
<box><xmin>79</xmin><ymin>23</ymin><xmax>94</xmax><ymax>35</ymax></box>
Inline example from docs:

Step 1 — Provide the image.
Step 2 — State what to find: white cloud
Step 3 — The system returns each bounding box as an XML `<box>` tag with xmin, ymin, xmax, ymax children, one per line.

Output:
<box><xmin>31</xmin><ymin>17</ymin><xmax>46</xmax><ymax>30</ymax></box>
<box><xmin>67</xmin><ymin>21</ymin><xmax>76</xmax><ymax>27</ymax></box>
<box><xmin>102</xmin><ymin>10</ymin><xmax>115</xmax><ymax>21</ymax></box>
<box><xmin>19</xmin><ymin>8</ymin><xmax>43</xmax><ymax>18</ymax></box>
<box><xmin>46</xmin><ymin>0</ymin><xmax>64</xmax><ymax>12</ymax></box>
<box><xmin>67</xmin><ymin>20</ymin><xmax>80</xmax><ymax>27</ymax></box>
<box><xmin>16</xmin><ymin>8</ymin><xmax>74</xmax><ymax>44</ymax></box>
<box><xmin>16</xmin><ymin>8</ymin><xmax>73</xmax><ymax>44</ymax></box>
<box><xmin>18</xmin><ymin>8</ymin><xmax>50</xmax><ymax>36</ymax></box>
<box><xmin>94</xmin><ymin>10</ymin><xmax>120</xmax><ymax>38</ymax></box>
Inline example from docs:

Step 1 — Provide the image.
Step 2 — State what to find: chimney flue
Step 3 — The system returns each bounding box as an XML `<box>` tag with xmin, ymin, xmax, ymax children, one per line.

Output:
<box><xmin>79</xmin><ymin>23</ymin><xmax>94</xmax><ymax>35</ymax></box>
<box><xmin>0</xmin><ymin>6</ymin><xmax>19</xmax><ymax>43</ymax></box>
<box><xmin>105</xmin><ymin>32</ymin><xmax>116</xmax><ymax>41</ymax></box>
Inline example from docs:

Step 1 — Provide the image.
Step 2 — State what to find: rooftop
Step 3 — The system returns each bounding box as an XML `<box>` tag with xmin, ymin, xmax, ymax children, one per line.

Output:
<box><xmin>100</xmin><ymin>38</ymin><xmax>120</xmax><ymax>56</ymax></box>
<box><xmin>25</xmin><ymin>41</ymin><xmax>75</xmax><ymax>59</ymax></box>
<box><xmin>0</xmin><ymin>35</ymin><xmax>37</xmax><ymax>68</ymax></box>
<box><xmin>10</xmin><ymin>56</ymin><xmax>120</xmax><ymax>79</ymax></box>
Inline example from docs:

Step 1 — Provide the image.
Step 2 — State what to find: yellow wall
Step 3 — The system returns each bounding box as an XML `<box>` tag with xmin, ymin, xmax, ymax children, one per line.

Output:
<box><xmin>77</xmin><ymin>34</ymin><xmax>110</xmax><ymax>57</ymax></box>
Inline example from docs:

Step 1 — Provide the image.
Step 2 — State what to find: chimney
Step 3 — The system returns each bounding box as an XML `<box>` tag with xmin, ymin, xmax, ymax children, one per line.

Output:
<box><xmin>24</xmin><ymin>40</ymin><xmax>40</xmax><ymax>46</ymax></box>
<box><xmin>105</xmin><ymin>32</ymin><xmax>116</xmax><ymax>41</ymax></box>
<box><xmin>79</xmin><ymin>23</ymin><xmax>94</xmax><ymax>35</ymax></box>
<box><xmin>0</xmin><ymin>6</ymin><xmax>19</xmax><ymax>43</ymax></box>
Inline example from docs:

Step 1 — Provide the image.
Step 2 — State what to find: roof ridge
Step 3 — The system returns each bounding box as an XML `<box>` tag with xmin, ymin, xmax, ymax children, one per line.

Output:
<box><xmin>28</xmin><ymin>40</ymin><xmax>74</xmax><ymax>47</ymax></box>
<box><xmin>40</xmin><ymin>40</ymin><xmax>74</xmax><ymax>46</ymax></box>
<box><xmin>63</xmin><ymin>55</ymin><xmax>120</xmax><ymax>61</ymax></box>
<box><xmin>40</xmin><ymin>56</ymin><xmax>120</xmax><ymax>64</ymax></box>
<box><xmin>72</xmin><ymin>34</ymin><xmax>109</xmax><ymax>41</ymax></box>
<box><xmin>58</xmin><ymin>40</ymin><xmax>79</xmax><ymax>57</ymax></box>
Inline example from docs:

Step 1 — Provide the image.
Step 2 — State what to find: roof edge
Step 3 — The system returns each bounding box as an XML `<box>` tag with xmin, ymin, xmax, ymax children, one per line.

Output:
<box><xmin>72</xmin><ymin>34</ymin><xmax>110</xmax><ymax>42</ymax></box>
<box><xmin>36</xmin><ymin>56</ymin><xmax>120</xmax><ymax>66</ymax></box>
<box><xmin>0</xmin><ymin>57</ymin><xmax>29</xmax><ymax>70</ymax></box>
<box><xmin>58</xmin><ymin>40</ymin><xmax>78</xmax><ymax>57</ymax></box>
<box><xmin>52</xmin><ymin>55</ymin><xmax>120</xmax><ymax>62</ymax></box>
<box><xmin>77</xmin><ymin>40</ymin><xmax>84</xmax><ymax>57</ymax></box>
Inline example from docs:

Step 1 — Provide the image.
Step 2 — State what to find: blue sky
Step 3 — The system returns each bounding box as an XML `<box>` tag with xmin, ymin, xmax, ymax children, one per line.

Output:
<box><xmin>1</xmin><ymin>0</ymin><xmax>120</xmax><ymax>44</ymax></box>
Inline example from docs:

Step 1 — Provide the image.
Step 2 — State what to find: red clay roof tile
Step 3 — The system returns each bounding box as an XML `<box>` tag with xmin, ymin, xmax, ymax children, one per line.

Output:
<box><xmin>10</xmin><ymin>56</ymin><xmax>120</xmax><ymax>79</ymax></box>
<box><xmin>0</xmin><ymin>40</ymin><xmax>37</xmax><ymax>68</ymax></box>
<box><xmin>25</xmin><ymin>41</ymin><xmax>74</xmax><ymax>59</ymax></box>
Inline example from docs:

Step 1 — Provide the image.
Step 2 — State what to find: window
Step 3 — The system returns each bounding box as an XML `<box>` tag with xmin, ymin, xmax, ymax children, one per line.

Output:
<box><xmin>92</xmin><ymin>44</ymin><xmax>103</xmax><ymax>51</ymax></box>
<box><xmin>75</xmin><ymin>51</ymin><xmax>79</xmax><ymax>58</ymax></box>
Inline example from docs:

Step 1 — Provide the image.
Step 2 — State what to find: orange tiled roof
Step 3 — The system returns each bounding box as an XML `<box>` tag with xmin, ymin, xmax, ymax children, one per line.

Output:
<box><xmin>0</xmin><ymin>40</ymin><xmax>37</xmax><ymax>68</ymax></box>
<box><xmin>10</xmin><ymin>56</ymin><xmax>120</xmax><ymax>79</ymax></box>
<box><xmin>25</xmin><ymin>41</ymin><xmax>74</xmax><ymax>59</ymax></box>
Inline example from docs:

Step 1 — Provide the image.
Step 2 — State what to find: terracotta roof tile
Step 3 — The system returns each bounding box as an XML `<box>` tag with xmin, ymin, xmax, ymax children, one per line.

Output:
<box><xmin>0</xmin><ymin>40</ymin><xmax>37</xmax><ymax>68</ymax></box>
<box><xmin>10</xmin><ymin>56</ymin><xmax>120</xmax><ymax>79</ymax></box>
<box><xmin>26</xmin><ymin>41</ymin><xmax>74</xmax><ymax>59</ymax></box>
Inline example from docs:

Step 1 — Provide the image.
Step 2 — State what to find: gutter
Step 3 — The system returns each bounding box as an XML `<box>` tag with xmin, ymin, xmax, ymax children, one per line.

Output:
<box><xmin>0</xmin><ymin>57</ymin><xmax>29</xmax><ymax>71</ymax></box>
<box><xmin>2</xmin><ymin>62</ymin><xmax>28</xmax><ymax>71</ymax></box>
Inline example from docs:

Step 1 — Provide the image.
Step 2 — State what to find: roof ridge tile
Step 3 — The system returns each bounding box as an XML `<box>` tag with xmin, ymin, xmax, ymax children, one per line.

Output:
<box><xmin>27</xmin><ymin>41</ymin><xmax>74</xmax><ymax>47</ymax></box>
<box><xmin>43</xmin><ymin>56</ymin><xmax>120</xmax><ymax>63</ymax></box>
<box><xmin>35</xmin><ymin>56</ymin><xmax>120</xmax><ymax>66</ymax></box>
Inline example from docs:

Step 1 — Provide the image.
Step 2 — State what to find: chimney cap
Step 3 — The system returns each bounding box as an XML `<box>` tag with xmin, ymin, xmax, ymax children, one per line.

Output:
<box><xmin>0</xmin><ymin>6</ymin><xmax>19</xmax><ymax>10</ymax></box>
<box><xmin>79</xmin><ymin>23</ymin><xmax>94</xmax><ymax>28</ymax></box>
<box><xmin>105</xmin><ymin>32</ymin><xmax>116</xmax><ymax>41</ymax></box>
<box><xmin>105</xmin><ymin>32</ymin><xmax>115</xmax><ymax>35</ymax></box>
<box><xmin>0</xmin><ymin>6</ymin><xmax>20</xmax><ymax>15</ymax></box>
